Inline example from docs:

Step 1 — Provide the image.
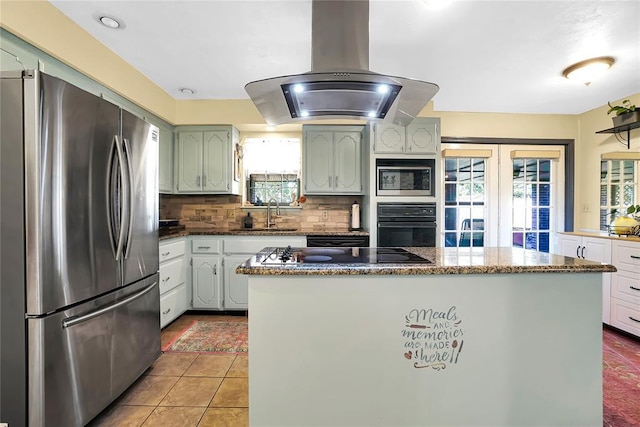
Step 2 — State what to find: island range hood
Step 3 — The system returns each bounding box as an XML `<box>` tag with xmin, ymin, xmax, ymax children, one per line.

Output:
<box><xmin>245</xmin><ymin>0</ymin><xmax>439</xmax><ymax>127</ymax></box>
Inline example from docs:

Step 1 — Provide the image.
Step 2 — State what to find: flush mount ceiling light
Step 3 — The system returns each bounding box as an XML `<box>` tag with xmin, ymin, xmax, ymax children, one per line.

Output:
<box><xmin>98</xmin><ymin>15</ymin><xmax>122</xmax><ymax>29</ymax></box>
<box><xmin>562</xmin><ymin>56</ymin><xmax>615</xmax><ymax>86</ymax></box>
<box><xmin>179</xmin><ymin>88</ymin><xmax>196</xmax><ymax>95</ymax></box>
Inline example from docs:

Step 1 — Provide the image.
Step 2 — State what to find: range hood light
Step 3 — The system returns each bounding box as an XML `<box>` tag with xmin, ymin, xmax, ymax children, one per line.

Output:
<box><xmin>368</xmin><ymin>111</ymin><xmax>376</xmax><ymax>118</ymax></box>
<box><xmin>300</xmin><ymin>110</ymin><xmax>310</xmax><ymax>117</ymax></box>
<box><xmin>377</xmin><ymin>84</ymin><xmax>390</xmax><ymax>94</ymax></box>
<box><xmin>293</xmin><ymin>84</ymin><xmax>305</xmax><ymax>93</ymax></box>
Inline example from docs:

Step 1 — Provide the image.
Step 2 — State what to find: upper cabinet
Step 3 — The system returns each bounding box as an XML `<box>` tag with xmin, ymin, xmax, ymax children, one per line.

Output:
<box><xmin>174</xmin><ymin>126</ymin><xmax>240</xmax><ymax>194</ymax></box>
<box><xmin>302</xmin><ymin>125</ymin><xmax>364</xmax><ymax>195</ymax></box>
<box><xmin>373</xmin><ymin>118</ymin><xmax>440</xmax><ymax>154</ymax></box>
<box><xmin>158</xmin><ymin>124</ymin><xmax>174</xmax><ymax>193</ymax></box>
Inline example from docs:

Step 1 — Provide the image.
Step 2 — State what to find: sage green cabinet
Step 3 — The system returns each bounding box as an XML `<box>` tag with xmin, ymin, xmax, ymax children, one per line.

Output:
<box><xmin>175</xmin><ymin>126</ymin><xmax>240</xmax><ymax>194</ymax></box>
<box><xmin>373</xmin><ymin>118</ymin><xmax>440</xmax><ymax>154</ymax></box>
<box><xmin>190</xmin><ymin>237</ymin><xmax>224</xmax><ymax>310</ymax></box>
<box><xmin>158</xmin><ymin>125</ymin><xmax>174</xmax><ymax>193</ymax></box>
<box><xmin>302</xmin><ymin>126</ymin><xmax>363</xmax><ymax>195</ymax></box>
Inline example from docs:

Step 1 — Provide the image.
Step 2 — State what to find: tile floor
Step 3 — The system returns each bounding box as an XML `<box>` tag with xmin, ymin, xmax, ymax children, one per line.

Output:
<box><xmin>89</xmin><ymin>314</ymin><xmax>248</xmax><ymax>427</ymax></box>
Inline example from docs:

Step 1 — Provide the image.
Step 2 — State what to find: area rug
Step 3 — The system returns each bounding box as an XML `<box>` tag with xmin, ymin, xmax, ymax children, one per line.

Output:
<box><xmin>603</xmin><ymin>327</ymin><xmax>640</xmax><ymax>427</ymax></box>
<box><xmin>162</xmin><ymin>321</ymin><xmax>248</xmax><ymax>354</ymax></box>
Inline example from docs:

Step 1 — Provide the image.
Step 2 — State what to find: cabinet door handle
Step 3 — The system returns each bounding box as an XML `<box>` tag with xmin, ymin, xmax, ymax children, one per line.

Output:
<box><xmin>203</xmin><ymin>174</ymin><xmax>207</xmax><ymax>185</ymax></box>
<box><xmin>198</xmin><ymin>246</ymin><xmax>211</xmax><ymax>249</ymax></box>
<box><xmin>630</xmin><ymin>286</ymin><xmax>640</xmax><ymax>292</ymax></box>
<box><xmin>162</xmin><ymin>307</ymin><xmax>171</xmax><ymax>315</ymax></box>
<box><xmin>328</xmin><ymin>176</ymin><xmax>332</xmax><ymax>186</ymax></box>
<box><xmin>196</xmin><ymin>176</ymin><xmax>201</xmax><ymax>186</ymax></box>
<box><xmin>214</xmin><ymin>265</ymin><xmax>217</xmax><ymax>275</ymax></box>
<box><xmin>162</xmin><ymin>276</ymin><xmax>170</xmax><ymax>282</ymax></box>
<box><xmin>580</xmin><ymin>246</ymin><xmax>585</xmax><ymax>259</ymax></box>
<box><xmin>630</xmin><ymin>255</ymin><xmax>640</xmax><ymax>259</ymax></box>
<box><xmin>629</xmin><ymin>316</ymin><xmax>640</xmax><ymax>323</ymax></box>
<box><xmin>576</xmin><ymin>246</ymin><xmax>580</xmax><ymax>258</ymax></box>
<box><xmin>161</xmin><ymin>251</ymin><xmax>170</xmax><ymax>257</ymax></box>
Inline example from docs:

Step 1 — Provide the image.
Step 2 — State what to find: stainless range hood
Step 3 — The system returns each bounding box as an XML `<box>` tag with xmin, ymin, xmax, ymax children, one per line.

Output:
<box><xmin>245</xmin><ymin>0</ymin><xmax>439</xmax><ymax>127</ymax></box>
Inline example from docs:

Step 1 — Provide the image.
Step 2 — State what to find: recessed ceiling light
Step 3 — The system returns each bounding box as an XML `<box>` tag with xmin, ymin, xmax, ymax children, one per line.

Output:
<box><xmin>180</xmin><ymin>88</ymin><xmax>196</xmax><ymax>95</ymax></box>
<box><xmin>98</xmin><ymin>16</ymin><xmax>121</xmax><ymax>29</ymax></box>
<box><xmin>562</xmin><ymin>56</ymin><xmax>615</xmax><ymax>86</ymax></box>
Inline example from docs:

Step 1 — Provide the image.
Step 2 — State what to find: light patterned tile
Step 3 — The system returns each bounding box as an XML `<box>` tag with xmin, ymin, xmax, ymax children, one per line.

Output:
<box><xmin>118</xmin><ymin>375</ymin><xmax>179</xmax><ymax>406</ymax></box>
<box><xmin>141</xmin><ymin>406</ymin><xmax>206</xmax><ymax>427</ymax></box>
<box><xmin>210</xmin><ymin>378</ymin><xmax>248</xmax><ymax>408</ymax></box>
<box><xmin>159</xmin><ymin>377</ymin><xmax>223</xmax><ymax>407</ymax></box>
<box><xmin>184</xmin><ymin>355</ymin><xmax>235</xmax><ymax>377</ymax></box>
<box><xmin>89</xmin><ymin>405</ymin><xmax>153</xmax><ymax>426</ymax></box>
<box><xmin>197</xmin><ymin>408</ymin><xmax>249</xmax><ymax>427</ymax></box>
<box><xmin>227</xmin><ymin>356</ymin><xmax>248</xmax><ymax>377</ymax></box>
<box><xmin>149</xmin><ymin>353</ymin><xmax>197</xmax><ymax>376</ymax></box>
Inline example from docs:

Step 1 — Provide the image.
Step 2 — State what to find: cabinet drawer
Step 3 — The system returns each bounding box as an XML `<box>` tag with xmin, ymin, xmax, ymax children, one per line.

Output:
<box><xmin>612</xmin><ymin>241</ymin><xmax>640</xmax><ymax>273</ymax></box>
<box><xmin>610</xmin><ymin>298</ymin><xmax>640</xmax><ymax>338</ymax></box>
<box><xmin>159</xmin><ymin>238</ymin><xmax>185</xmax><ymax>263</ymax></box>
<box><xmin>191</xmin><ymin>238</ymin><xmax>222</xmax><ymax>254</ymax></box>
<box><xmin>160</xmin><ymin>282</ymin><xmax>188</xmax><ymax>328</ymax></box>
<box><xmin>159</xmin><ymin>257</ymin><xmax>185</xmax><ymax>294</ymax></box>
<box><xmin>611</xmin><ymin>270</ymin><xmax>640</xmax><ymax>305</ymax></box>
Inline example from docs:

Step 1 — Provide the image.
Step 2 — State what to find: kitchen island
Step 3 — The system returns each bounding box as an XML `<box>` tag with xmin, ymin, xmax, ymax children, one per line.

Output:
<box><xmin>237</xmin><ymin>247</ymin><xmax>616</xmax><ymax>427</ymax></box>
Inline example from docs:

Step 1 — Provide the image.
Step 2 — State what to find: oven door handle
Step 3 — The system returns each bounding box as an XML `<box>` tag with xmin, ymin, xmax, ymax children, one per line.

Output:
<box><xmin>378</xmin><ymin>222</ymin><xmax>436</xmax><ymax>228</ymax></box>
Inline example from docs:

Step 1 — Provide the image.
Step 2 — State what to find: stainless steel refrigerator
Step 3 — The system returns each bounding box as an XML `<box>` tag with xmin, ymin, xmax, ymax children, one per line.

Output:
<box><xmin>0</xmin><ymin>70</ymin><xmax>160</xmax><ymax>426</ymax></box>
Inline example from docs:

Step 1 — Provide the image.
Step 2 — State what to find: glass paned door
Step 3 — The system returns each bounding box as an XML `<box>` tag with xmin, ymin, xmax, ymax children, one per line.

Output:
<box><xmin>499</xmin><ymin>146</ymin><xmax>564</xmax><ymax>253</ymax></box>
<box><xmin>511</xmin><ymin>158</ymin><xmax>552</xmax><ymax>252</ymax></box>
<box><xmin>443</xmin><ymin>158</ymin><xmax>487</xmax><ymax>247</ymax></box>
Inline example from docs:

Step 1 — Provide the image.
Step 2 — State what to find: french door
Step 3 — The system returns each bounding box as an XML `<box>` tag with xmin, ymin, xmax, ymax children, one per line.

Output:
<box><xmin>441</xmin><ymin>144</ymin><xmax>565</xmax><ymax>253</ymax></box>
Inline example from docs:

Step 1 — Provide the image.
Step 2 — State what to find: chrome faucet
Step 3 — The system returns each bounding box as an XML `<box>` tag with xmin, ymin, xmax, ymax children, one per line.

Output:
<box><xmin>267</xmin><ymin>198</ymin><xmax>280</xmax><ymax>228</ymax></box>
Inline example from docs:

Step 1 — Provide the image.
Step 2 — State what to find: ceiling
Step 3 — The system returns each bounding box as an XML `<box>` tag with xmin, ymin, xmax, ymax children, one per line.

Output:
<box><xmin>49</xmin><ymin>0</ymin><xmax>640</xmax><ymax>118</ymax></box>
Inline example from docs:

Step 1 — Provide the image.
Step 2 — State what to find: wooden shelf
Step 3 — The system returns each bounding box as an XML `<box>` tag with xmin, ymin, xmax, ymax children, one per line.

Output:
<box><xmin>596</xmin><ymin>120</ymin><xmax>640</xmax><ymax>149</ymax></box>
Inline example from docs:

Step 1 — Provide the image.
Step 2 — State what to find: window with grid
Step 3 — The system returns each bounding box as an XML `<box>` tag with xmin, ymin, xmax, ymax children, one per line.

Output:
<box><xmin>248</xmin><ymin>174</ymin><xmax>299</xmax><ymax>205</ymax></box>
<box><xmin>511</xmin><ymin>158</ymin><xmax>552</xmax><ymax>252</ymax></box>
<box><xmin>243</xmin><ymin>138</ymin><xmax>301</xmax><ymax>205</ymax></box>
<box><xmin>443</xmin><ymin>158</ymin><xmax>487</xmax><ymax>247</ymax></box>
<box><xmin>600</xmin><ymin>159</ymin><xmax>638</xmax><ymax>230</ymax></box>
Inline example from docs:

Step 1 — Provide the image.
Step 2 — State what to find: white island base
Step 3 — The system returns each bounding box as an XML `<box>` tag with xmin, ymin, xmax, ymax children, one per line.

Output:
<box><xmin>248</xmin><ymin>273</ymin><xmax>603</xmax><ymax>426</ymax></box>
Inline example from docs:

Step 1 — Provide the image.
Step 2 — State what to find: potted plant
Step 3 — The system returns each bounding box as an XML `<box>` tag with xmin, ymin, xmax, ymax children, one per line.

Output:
<box><xmin>607</xmin><ymin>99</ymin><xmax>639</xmax><ymax>127</ymax></box>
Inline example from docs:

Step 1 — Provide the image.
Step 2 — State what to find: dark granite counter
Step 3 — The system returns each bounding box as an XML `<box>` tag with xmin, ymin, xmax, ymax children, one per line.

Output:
<box><xmin>159</xmin><ymin>227</ymin><xmax>369</xmax><ymax>241</ymax></box>
<box><xmin>236</xmin><ymin>246</ymin><xmax>617</xmax><ymax>275</ymax></box>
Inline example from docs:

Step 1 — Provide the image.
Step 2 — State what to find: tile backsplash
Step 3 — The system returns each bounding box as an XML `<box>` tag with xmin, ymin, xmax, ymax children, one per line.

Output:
<box><xmin>160</xmin><ymin>194</ymin><xmax>362</xmax><ymax>232</ymax></box>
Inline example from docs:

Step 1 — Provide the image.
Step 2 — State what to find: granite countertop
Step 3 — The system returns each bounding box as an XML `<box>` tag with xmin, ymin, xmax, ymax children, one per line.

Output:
<box><xmin>159</xmin><ymin>227</ymin><xmax>369</xmax><ymax>241</ymax></box>
<box><xmin>235</xmin><ymin>246</ymin><xmax>617</xmax><ymax>276</ymax></box>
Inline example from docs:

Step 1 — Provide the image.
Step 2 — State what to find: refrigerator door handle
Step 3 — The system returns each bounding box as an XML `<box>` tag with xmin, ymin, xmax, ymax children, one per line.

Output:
<box><xmin>107</xmin><ymin>135</ymin><xmax>118</xmax><ymax>258</ymax></box>
<box><xmin>114</xmin><ymin>135</ymin><xmax>128</xmax><ymax>261</ymax></box>
<box><xmin>122</xmin><ymin>137</ymin><xmax>134</xmax><ymax>259</ymax></box>
<box><xmin>61</xmin><ymin>282</ymin><xmax>157</xmax><ymax>329</ymax></box>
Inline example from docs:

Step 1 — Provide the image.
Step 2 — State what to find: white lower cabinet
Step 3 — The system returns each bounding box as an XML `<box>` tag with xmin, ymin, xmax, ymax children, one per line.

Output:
<box><xmin>160</xmin><ymin>283</ymin><xmax>188</xmax><ymax>327</ymax></box>
<box><xmin>222</xmin><ymin>236</ymin><xmax>306</xmax><ymax>310</ymax></box>
<box><xmin>159</xmin><ymin>237</ymin><xmax>188</xmax><ymax>328</ymax></box>
<box><xmin>556</xmin><ymin>233</ymin><xmax>612</xmax><ymax>324</ymax></box>
<box><xmin>610</xmin><ymin>240</ymin><xmax>640</xmax><ymax>337</ymax></box>
<box><xmin>190</xmin><ymin>237</ymin><xmax>223</xmax><ymax>309</ymax></box>
<box><xmin>223</xmin><ymin>254</ymin><xmax>252</xmax><ymax>309</ymax></box>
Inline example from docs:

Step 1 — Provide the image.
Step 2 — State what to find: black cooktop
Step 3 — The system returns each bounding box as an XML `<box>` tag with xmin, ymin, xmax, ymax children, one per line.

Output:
<box><xmin>261</xmin><ymin>247</ymin><xmax>432</xmax><ymax>265</ymax></box>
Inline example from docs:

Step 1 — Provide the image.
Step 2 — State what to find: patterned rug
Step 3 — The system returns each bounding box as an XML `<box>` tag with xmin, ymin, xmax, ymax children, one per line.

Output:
<box><xmin>162</xmin><ymin>321</ymin><xmax>248</xmax><ymax>354</ymax></box>
<box><xmin>603</xmin><ymin>327</ymin><xmax>640</xmax><ymax>426</ymax></box>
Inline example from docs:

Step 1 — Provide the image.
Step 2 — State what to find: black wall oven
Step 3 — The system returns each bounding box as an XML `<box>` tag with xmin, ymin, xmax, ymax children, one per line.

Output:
<box><xmin>377</xmin><ymin>203</ymin><xmax>437</xmax><ymax>247</ymax></box>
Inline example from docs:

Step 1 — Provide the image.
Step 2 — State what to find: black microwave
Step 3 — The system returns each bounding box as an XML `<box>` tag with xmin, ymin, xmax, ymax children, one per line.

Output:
<box><xmin>376</xmin><ymin>158</ymin><xmax>435</xmax><ymax>196</ymax></box>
